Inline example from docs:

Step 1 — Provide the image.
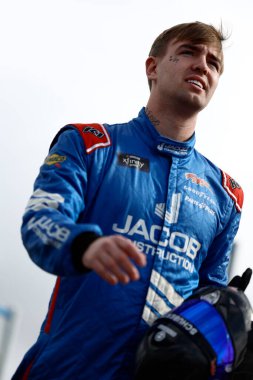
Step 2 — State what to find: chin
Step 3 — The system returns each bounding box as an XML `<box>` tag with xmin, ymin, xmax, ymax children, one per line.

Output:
<box><xmin>180</xmin><ymin>96</ymin><xmax>206</xmax><ymax>113</ymax></box>
<box><xmin>189</xmin><ymin>93</ymin><xmax>210</xmax><ymax>111</ymax></box>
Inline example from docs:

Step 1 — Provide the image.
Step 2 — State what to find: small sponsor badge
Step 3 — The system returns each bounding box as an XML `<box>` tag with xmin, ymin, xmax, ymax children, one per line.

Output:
<box><xmin>44</xmin><ymin>154</ymin><xmax>66</xmax><ymax>166</ymax></box>
<box><xmin>157</xmin><ymin>142</ymin><xmax>188</xmax><ymax>156</ymax></box>
<box><xmin>118</xmin><ymin>153</ymin><xmax>150</xmax><ymax>172</ymax></box>
<box><xmin>222</xmin><ymin>171</ymin><xmax>243</xmax><ymax>212</ymax></box>
<box><xmin>72</xmin><ymin>123</ymin><xmax>111</xmax><ymax>154</ymax></box>
<box><xmin>185</xmin><ymin>173</ymin><xmax>212</xmax><ymax>191</ymax></box>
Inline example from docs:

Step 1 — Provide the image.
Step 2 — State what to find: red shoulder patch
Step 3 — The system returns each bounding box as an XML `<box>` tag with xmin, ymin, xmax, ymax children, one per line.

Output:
<box><xmin>72</xmin><ymin>123</ymin><xmax>111</xmax><ymax>154</ymax></box>
<box><xmin>221</xmin><ymin>171</ymin><xmax>244</xmax><ymax>212</ymax></box>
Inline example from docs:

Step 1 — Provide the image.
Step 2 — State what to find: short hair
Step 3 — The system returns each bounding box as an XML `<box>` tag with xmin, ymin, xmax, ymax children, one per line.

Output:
<box><xmin>148</xmin><ymin>21</ymin><xmax>228</xmax><ymax>89</ymax></box>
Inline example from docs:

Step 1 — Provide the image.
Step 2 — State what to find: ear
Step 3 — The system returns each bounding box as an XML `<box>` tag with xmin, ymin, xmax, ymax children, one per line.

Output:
<box><xmin>145</xmin><ymin>56</ymin><xmax>158</xmax><ymax>82</ymax></box>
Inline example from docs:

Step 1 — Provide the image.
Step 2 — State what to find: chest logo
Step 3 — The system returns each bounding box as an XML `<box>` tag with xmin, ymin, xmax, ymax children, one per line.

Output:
<box><xmin>118</xmin><ymin>153</ymin><xmax>150</xmax><ymax>172</ymax></box>
<box><xmin>185</xmin><ymin>173</ymin><xmax>211</xmax><ymax>191</ymax></box>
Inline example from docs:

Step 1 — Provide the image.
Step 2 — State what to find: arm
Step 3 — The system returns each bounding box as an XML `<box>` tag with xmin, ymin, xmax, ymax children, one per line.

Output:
<box><xmin>198</xmin><ymin>207</ymin><xmax>242</xmax><ymax>287</ymax></box>
<box><xmin>21</xmin><ymin>128</ymin><xmax>102</xmax><ymax>276</ymax></box>
<box><xmin>21</xmin><ymin>127</ymin><xmax>146</xmax><ymax>279</ymax></box>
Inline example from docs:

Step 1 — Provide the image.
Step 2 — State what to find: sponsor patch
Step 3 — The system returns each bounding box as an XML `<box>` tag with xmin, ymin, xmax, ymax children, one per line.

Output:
<box><xmin>27</xmin><ymin>216</ymin><xmax>70</xmax><ymax>249</ymax></box>
<box><xmin>183</xmin><ymin>185</ymin><xmax>216</xmax><ymax>206</ymax></box>
<box><xmin>25</xmin><ymin>189</ymin><xmax>65</xmax><ymax>213</ymax></box>
<box><xmin>44</xmin><ymin>154</ymin><xmax>66</xmax><ymax>166</ymax></box>
<box><xmin>222</xmin><ymin>171</ymin><xmax>243</xmax><ymax>212</ymax></box>
<box><xmin>185</xmin><ymin>173</ymin><xmax>212</xmax><ymax>191</ymax></box>
<box><xmin>72</xmin><ymin>123</ymin><xmax>111</xmax><ymax>154</ymax></box>
<box><xmin>184</xmin><ymin>195</ymin><xmax>216</xmax><ymax>216</ymax></box>
<box><xmin>118</xmin><ymin>153</ymin><xmax>150</xmax><ymax>172</ymax></box>
<box><xmin>157</xmin><ymin>142</ymin><xmax>188</xmax><ymax>156</ymax></box>
<box><xmin>155</xmin><ymin>194</ymin><xmax>181</xmax><ymax>224</ymax></box>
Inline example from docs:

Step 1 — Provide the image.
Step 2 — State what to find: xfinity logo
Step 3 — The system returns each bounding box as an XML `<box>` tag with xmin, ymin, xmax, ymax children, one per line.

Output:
<box><xmin>118</xmin><ymin>153</ymin><xmax>149</xmax><ymax>172</ymax></box>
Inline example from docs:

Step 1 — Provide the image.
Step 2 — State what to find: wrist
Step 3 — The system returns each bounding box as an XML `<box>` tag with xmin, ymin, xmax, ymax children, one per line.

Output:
<box><xmin>71</xmin><ymin>232</ymin><xmax>100</xmax><ymax>273</ymax></box>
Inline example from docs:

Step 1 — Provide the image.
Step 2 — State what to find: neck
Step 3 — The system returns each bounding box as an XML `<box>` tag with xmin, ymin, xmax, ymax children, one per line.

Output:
<box><xmin>145</xmin><ymin>100</ymin><xmax>197</xmax><ymax>142</ymax></box>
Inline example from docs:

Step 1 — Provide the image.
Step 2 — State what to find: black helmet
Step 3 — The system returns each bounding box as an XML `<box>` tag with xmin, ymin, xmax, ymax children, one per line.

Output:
<box><xmin>135</xmin><ymin>286</ymin><xmax>252</xmax><ymax>380</ymax></box>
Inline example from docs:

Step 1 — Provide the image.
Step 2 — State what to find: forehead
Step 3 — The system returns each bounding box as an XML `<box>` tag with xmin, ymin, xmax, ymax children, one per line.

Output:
<box><xmin>168</xmin><ymin>38</ymin><xmax>222</xmax><ymax>59</ymax></box>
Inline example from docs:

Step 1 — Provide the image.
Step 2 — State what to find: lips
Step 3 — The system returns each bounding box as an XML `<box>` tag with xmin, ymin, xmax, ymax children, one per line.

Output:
<box><xmin>186</xmin><ymin>76</ymin><xmax>206</xmax><ymax>90</ymax></box>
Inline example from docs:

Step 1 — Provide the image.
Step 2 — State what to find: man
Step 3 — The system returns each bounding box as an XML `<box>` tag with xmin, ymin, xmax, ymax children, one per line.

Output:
<box><xmin>13</xmin><ymin>22</ymin><xmax>244</xmax><ymax>379</ymax></box>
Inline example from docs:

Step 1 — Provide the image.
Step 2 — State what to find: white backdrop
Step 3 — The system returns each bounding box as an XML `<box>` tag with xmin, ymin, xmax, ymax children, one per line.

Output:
<box><xmin>1</xmin><ymin>0</ymin><xmax>253</xmax><ymax>378</ymax></box>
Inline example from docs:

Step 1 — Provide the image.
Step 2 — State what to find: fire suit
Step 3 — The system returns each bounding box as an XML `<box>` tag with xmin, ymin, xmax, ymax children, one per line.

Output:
<box><xmin>12</xmin><ymin>108</ymin><xmax>243</xmax><ymax>380</ymax></box>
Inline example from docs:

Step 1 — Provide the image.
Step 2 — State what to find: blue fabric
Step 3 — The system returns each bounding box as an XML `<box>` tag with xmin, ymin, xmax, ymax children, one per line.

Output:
<box><xmin>13</xmin><ymin>108</ymin><xmax>242</xmax><ymax>379</ymax></box>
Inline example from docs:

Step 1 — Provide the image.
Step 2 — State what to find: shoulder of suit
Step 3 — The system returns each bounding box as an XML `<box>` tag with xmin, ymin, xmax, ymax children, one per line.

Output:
<box><xmin>221</xmin><ymin>170</ymin><xmax>244</xmax><ymax>212</ymax></box>
<box><xmin>68</xmin><ymin>123</ymin><xmax>112</xmax><ymax>154</ymax></box>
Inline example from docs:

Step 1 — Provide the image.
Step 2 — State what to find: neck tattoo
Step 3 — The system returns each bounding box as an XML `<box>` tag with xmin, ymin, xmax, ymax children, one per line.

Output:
<box><xmin>145</xmin><ymin>108</ymin><xmax>161</xmax><ymax>127</ymax></box>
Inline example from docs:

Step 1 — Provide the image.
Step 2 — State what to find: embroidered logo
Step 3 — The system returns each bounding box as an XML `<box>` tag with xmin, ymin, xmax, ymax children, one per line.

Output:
<box><xmin>118</xmin><ymin>153</ymin><xmax>150</xmax><ymax>172</ymax></box>
<box><xmin>222</xmin><ymin>171</ymin><xmax>243</xmax><ymax>212</ymax></box>
<box><xmin>72</xmin><ymin>123</ymin><xmax>111</xmax><ymax>154</ymax></box>
<box><xmin>229</xmin><ymin>177</ymin><xmax>241</xmax><ymax>190</ymax></box>
<box><xmin>185</xmin><ymin>173</ymin><xmax>211</xmax><ymax>191</ymax></box>
<box><xmin>157</xmin><ymin>143</ymin><xmax>188</xmax><ymax>156</ymax></box>
<box><xmin>82</xmin><ymin>126</ymin><xmax>104</xmax><ymax>139</ymax></box>
<box><xmin>44</xmin><ymin>154</ymin><xmax>66</xmax><ymax>166</ymax></box>
<box><xmin>155</xmin><ymin>194</ymin><xmax>181</xmax><ymax>224</ymax></box>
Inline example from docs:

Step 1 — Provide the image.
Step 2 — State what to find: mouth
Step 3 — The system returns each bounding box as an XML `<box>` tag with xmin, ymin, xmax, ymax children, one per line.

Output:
<box><xmin>187</xmin><ymin>79</ymin><xmax>204</xmax><ymax>90</ymax></box>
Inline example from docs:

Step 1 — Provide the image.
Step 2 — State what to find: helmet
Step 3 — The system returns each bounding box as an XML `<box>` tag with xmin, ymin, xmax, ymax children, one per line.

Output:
<box><xmin>135</xmin><ymin>286</ymin><xmax>252</xmax><ymax>380</ymax></box>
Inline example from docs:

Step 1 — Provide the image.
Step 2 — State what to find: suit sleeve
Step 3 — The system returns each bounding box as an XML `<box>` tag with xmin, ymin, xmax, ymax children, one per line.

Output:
<box><xmin>21</xmin><ymin>128</ymin><xmax>103</xmax><ymax>276</ymax></box>
<box><xmin>198</xmin><ymin>202</ymin><xmax>242</xmax><ymax>287</ymax></box>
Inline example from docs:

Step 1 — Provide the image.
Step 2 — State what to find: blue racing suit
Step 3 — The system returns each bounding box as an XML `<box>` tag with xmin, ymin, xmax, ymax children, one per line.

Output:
<box><xmin>12</xmin><ymin>108</ymin><xmax>244</xmax><ymax>379</ymax></box>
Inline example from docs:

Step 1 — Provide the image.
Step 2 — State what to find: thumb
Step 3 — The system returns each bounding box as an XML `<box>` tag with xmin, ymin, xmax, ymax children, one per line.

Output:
<box><xmin>229</xmin><ymin>268</ymin><xmax>252</xmax><ymax>291</ymax></box>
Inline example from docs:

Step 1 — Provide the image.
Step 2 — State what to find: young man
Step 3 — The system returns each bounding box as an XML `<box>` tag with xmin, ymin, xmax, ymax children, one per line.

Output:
<box><xmin>13</xmin><ymin>22</ymin><xmax>244</xmax><ymax>379</ymax></box>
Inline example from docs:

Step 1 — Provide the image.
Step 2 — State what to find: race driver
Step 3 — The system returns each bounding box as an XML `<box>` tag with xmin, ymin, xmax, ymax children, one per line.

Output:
<box><xmin>12</xmin><ymin>21</ymin><xmax>244</xmax><ymax>380</ymax></box>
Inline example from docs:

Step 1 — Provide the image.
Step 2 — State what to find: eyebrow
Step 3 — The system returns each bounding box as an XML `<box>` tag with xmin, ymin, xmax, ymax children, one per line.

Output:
<box><xmin>177</xmin><ymin>43</ymin><xmax>222</xmax><ymax>67</ymax></box>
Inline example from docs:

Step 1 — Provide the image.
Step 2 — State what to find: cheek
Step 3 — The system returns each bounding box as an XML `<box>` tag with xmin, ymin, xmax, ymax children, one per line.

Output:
<box><xmin>209</xmin><ymin>76</ymin><xmax>219</xmax><ymax>95</ymax></box>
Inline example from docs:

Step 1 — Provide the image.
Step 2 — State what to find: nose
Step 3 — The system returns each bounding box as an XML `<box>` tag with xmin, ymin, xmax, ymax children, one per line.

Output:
<box><xmin>191</xmin><ymin>56</ymin><xmax>209</xmax><ymax>75</ymax></box>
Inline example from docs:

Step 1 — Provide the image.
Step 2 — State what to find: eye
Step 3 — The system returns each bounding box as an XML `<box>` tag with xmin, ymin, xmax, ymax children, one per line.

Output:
<box><xmin>181</xmin><ymin>50</ymin><xmax>194</xmax><ymax>56</ymax></box>
<box><xmin>208</xmin><ymin>61</ymin><xmax>220</xmax><ymax>72</ymax></box>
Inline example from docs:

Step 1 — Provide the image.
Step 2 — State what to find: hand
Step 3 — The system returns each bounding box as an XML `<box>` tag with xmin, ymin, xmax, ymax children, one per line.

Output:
<box><xmin>228</xmin><ymin>268</ymin><xmax>252</xmax><ymax>291</ymax></box>
<box><xmin>82</xmin><ymin>235</ymin><xmax>147</xmax><ymax>285</ymax></box>
<box><xmin>229</xmin><ymin>268</ymin><xmax>253</xmax><ymax>379</ymax></box>
<box><xmin>230</xmin><ymin>323</ymin><xmax>253</xmax><ymax>379</ymax></box>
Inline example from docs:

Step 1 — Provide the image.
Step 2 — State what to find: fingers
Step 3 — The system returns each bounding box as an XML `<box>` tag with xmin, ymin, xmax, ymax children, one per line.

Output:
<box><xmin>117</xmin><ymin>236</ymin><xmax>146</xmax><ymax>268</ymax></box>
<box><xmin>241</xmin><ymin>268</ymin><xmax>252</xmax><ymax>291</ymax></box>
<box><xmin>229</xmin><ymin>268</ymin><xmax>252</xmax><ymax>291</ymax></box>
<box><xmin>90</xmin><ymin>260</ymin><xmax>120</xmax><ymax>286</ymax></box>
<box><xmin>95</xmin><ymin>244</ymin><xmax>136</xmax><ymax>284</ymax></box>
<box><xmin>82</xmin><ymin>235</ymin><xmax>146</xmax><ymax>285</ymax></box>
